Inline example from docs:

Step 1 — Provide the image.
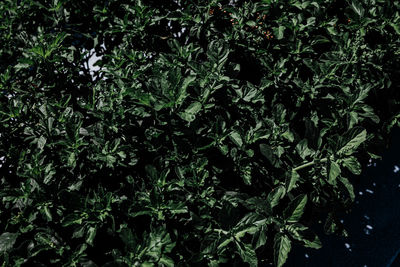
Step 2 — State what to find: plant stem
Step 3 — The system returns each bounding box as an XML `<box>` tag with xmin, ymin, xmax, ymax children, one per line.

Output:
<box><xmin>293</xmin><ymin>158</ymin><xmax>328</xmax><ymax>171</ymax></box>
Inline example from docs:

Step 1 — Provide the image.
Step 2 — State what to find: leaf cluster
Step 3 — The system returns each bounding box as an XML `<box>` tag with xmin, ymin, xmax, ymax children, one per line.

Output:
<box><xmin>1</xmin><ymin>0</ymin><xmax>400</xmax><ymax>266</ymax></box>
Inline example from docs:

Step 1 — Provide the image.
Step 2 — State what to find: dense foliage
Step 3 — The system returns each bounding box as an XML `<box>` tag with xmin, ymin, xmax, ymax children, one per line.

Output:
<box><xmin>1</xmin><ymin>0</ymin><xmax>400</xmax><ymax>266</ymax></box>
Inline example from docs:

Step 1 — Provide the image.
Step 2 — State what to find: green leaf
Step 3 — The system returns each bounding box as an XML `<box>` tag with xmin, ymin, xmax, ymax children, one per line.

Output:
<box><xmin>390</xmin><ymin>22</ymin><xmax>400</xmax><ymax>35</ymax></box>
<box><xmin>235</xmin><ymin>241</ymin><xmax>258</xmax><ymax>267</ymax></box>
<box><xmin>0</xmin><ymin>232</ymin><xmax>18</xmax><ymax>253</ymax></box>
<box><xmin>267</xmin><ymin>186</ymin><xmax>286</xmax><ymax>208</ymax></box>
<box><xmin>338</xmin><ymin>176</ymin><xmax>355</xmax><ymax>201</ymax></box>
<box><xmin>337</xmin><ymin>129</ymin><xmax>367</xmax><ymax>156</ymax></box>
<box><xmin>274</xmin><ymin>25</ymin><xmax>286</xmax><ymax>40</ymax></box>
<box><xmin>44</xmin><ymin>206</ymin><xmax>53</xmax><ymax>222</ymax></box>
<box><xmin>303</xmin><ymin>234</ymin><xmax>322</xmax><ymax>249</ymax></box>
<box><xmin>179</xmin><ymin>101</ymin><xmax>202</xmax><ymax>122</ymax></box>
<box><xmin>286</xmin><ymin>223</ymin><xmax>322</xmax><ymax>249</ymax></box>
<box><xmin>37</xmin><ymin>136</ymin><xmax>47</xmax><ymax>150</ymax></box>
<box><xmin>341</xmin><ymin>156</ymin><xmax>361</xmax><ymax>175</ymax></box>
<box><xmin>229</xmin><ymin>131</ymin><xmax>243</xmax><ymax>147</ymax></box>
<box><xmin>217</xmin><ymin>236</ymin><xmax>233</xmax><ymax>251</ymax></box>
<box><xmin>252</xmin><ymin>225</ymin><xmax>267</xmax><ymax>249</ymax></box>
<box><xmin>68</xmin><ymin>152</ymin><xmax>76</xmax><ymax>167</ymax></box>
<box><xmin>283</xmin><ymin>194</ymin><xmax>308</xmax><ymax>223</ymax></box>
<box><xmin>296</xmin><ymin>139</ymin><xmax>313</xmax><ymax>159</ymax></box>
<box><xmin>274</xmin><ymin>233</ymin><xmax>291</xmax><ymax>267</ymax></box>
<box><xmin>287</xmin><ymin>170</ymin><xmax>300</xmax><ymax>193</ymax></box>
<box><xmin>351</xmin><ymin>0</ymin><xmax>364</xmax><ymax>17</ymax></box>
<box><xmin>145</xmin><ymin>164</ymin><xmax>158</xmax><ymax>181</ymax></box>
<box><xmin>329</xmin><ymin>161</ymin><xmax>341</xmax><ymax>184</ymax></box>
<box><xmin>260</xmin><ymin>144</ymin><xmax>280</xmax><ymax>167</ymax></box>
<box><xmin>246</xmin><ymin>21</ymin><xmax>256</xmax><ymax>27</ymax></box>
<box><xmin>86</xmin><ymin>227</ymin><xmax>97</xmax><ymax>246</ymax></box>
<box><xmin>176</xmin><ymin>75</ymin><xmax>196</xmax><ymax>106</ymax></box>
<box><xmin>360</xmin><ymin>105</ymin><xmax>380</xmax><ymax>123</ymax></box>
<box><xmin>367</xmin><ymin>152</ymin><xmax>382</xmax><ymax>160</ymax></box>
<box><xmin>282</xmin><ymin>130</ymin><xmax>294</xmax><ymax>142</ymax></box>
<box><xmin>159</xmin><ymin>256</ymin><xmax>175</xmax><ymax>267</ymax></box>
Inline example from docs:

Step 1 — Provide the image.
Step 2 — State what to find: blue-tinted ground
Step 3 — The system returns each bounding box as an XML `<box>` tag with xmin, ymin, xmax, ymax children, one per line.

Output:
<box><xmin>286</xmin><ymin>127</ymin><xmax>400</xmax><ymax>267</ymax></box>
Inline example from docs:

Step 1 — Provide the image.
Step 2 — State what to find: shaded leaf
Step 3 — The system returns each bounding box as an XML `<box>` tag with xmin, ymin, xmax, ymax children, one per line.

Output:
<box><xmin>274</xmin><ymin>233</ymin><xmax>291</xmax><ymax>267</ymax></box>
<box><xmin>0</xmin><ymin>232</ymin><xmax>18</xmax><ymax>253</ymax></box>
<box><xmin>283</xmin><ymin>194</ymin><xmax>308</xmax><ymax>223</ymax></box>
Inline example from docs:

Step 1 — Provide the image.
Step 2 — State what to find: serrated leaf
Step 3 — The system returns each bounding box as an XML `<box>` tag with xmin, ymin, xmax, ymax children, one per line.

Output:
<box><xmin>274</xmin><ymin>233</ymin><xmax>291</xmax><ymax>267</ymax></box>
<box><xmin>283</xmin><ymin>194</ymin><xmax>308</xmax><ymax>223</ymax></box>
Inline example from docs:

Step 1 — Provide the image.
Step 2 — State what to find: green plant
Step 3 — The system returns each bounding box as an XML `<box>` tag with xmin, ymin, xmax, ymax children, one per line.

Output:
<box><xmin>1</xmin><ymin>0</ymin><xmax>400</xmax><ymax>266</ymax></box>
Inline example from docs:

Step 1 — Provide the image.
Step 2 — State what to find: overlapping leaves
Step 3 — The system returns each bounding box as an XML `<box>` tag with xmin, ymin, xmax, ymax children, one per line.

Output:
<box><xmin>1</xmin><ymin>0</ymin><xmax>400</xmax><ymax>266</ymax></box>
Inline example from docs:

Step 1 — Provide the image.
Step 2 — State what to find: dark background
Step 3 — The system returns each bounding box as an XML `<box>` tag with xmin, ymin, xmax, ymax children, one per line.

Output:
<box><xmin>286</xmin><ymin>127</ymin><xmax>400</xmax><ymax>267</ymax></box>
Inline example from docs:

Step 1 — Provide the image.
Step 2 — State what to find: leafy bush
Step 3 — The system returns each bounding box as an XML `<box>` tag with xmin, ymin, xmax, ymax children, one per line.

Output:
<box><xmin>1</xmin><ymin>0</ymin><xmax>400</xmax><ymax>266</ymax></box>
